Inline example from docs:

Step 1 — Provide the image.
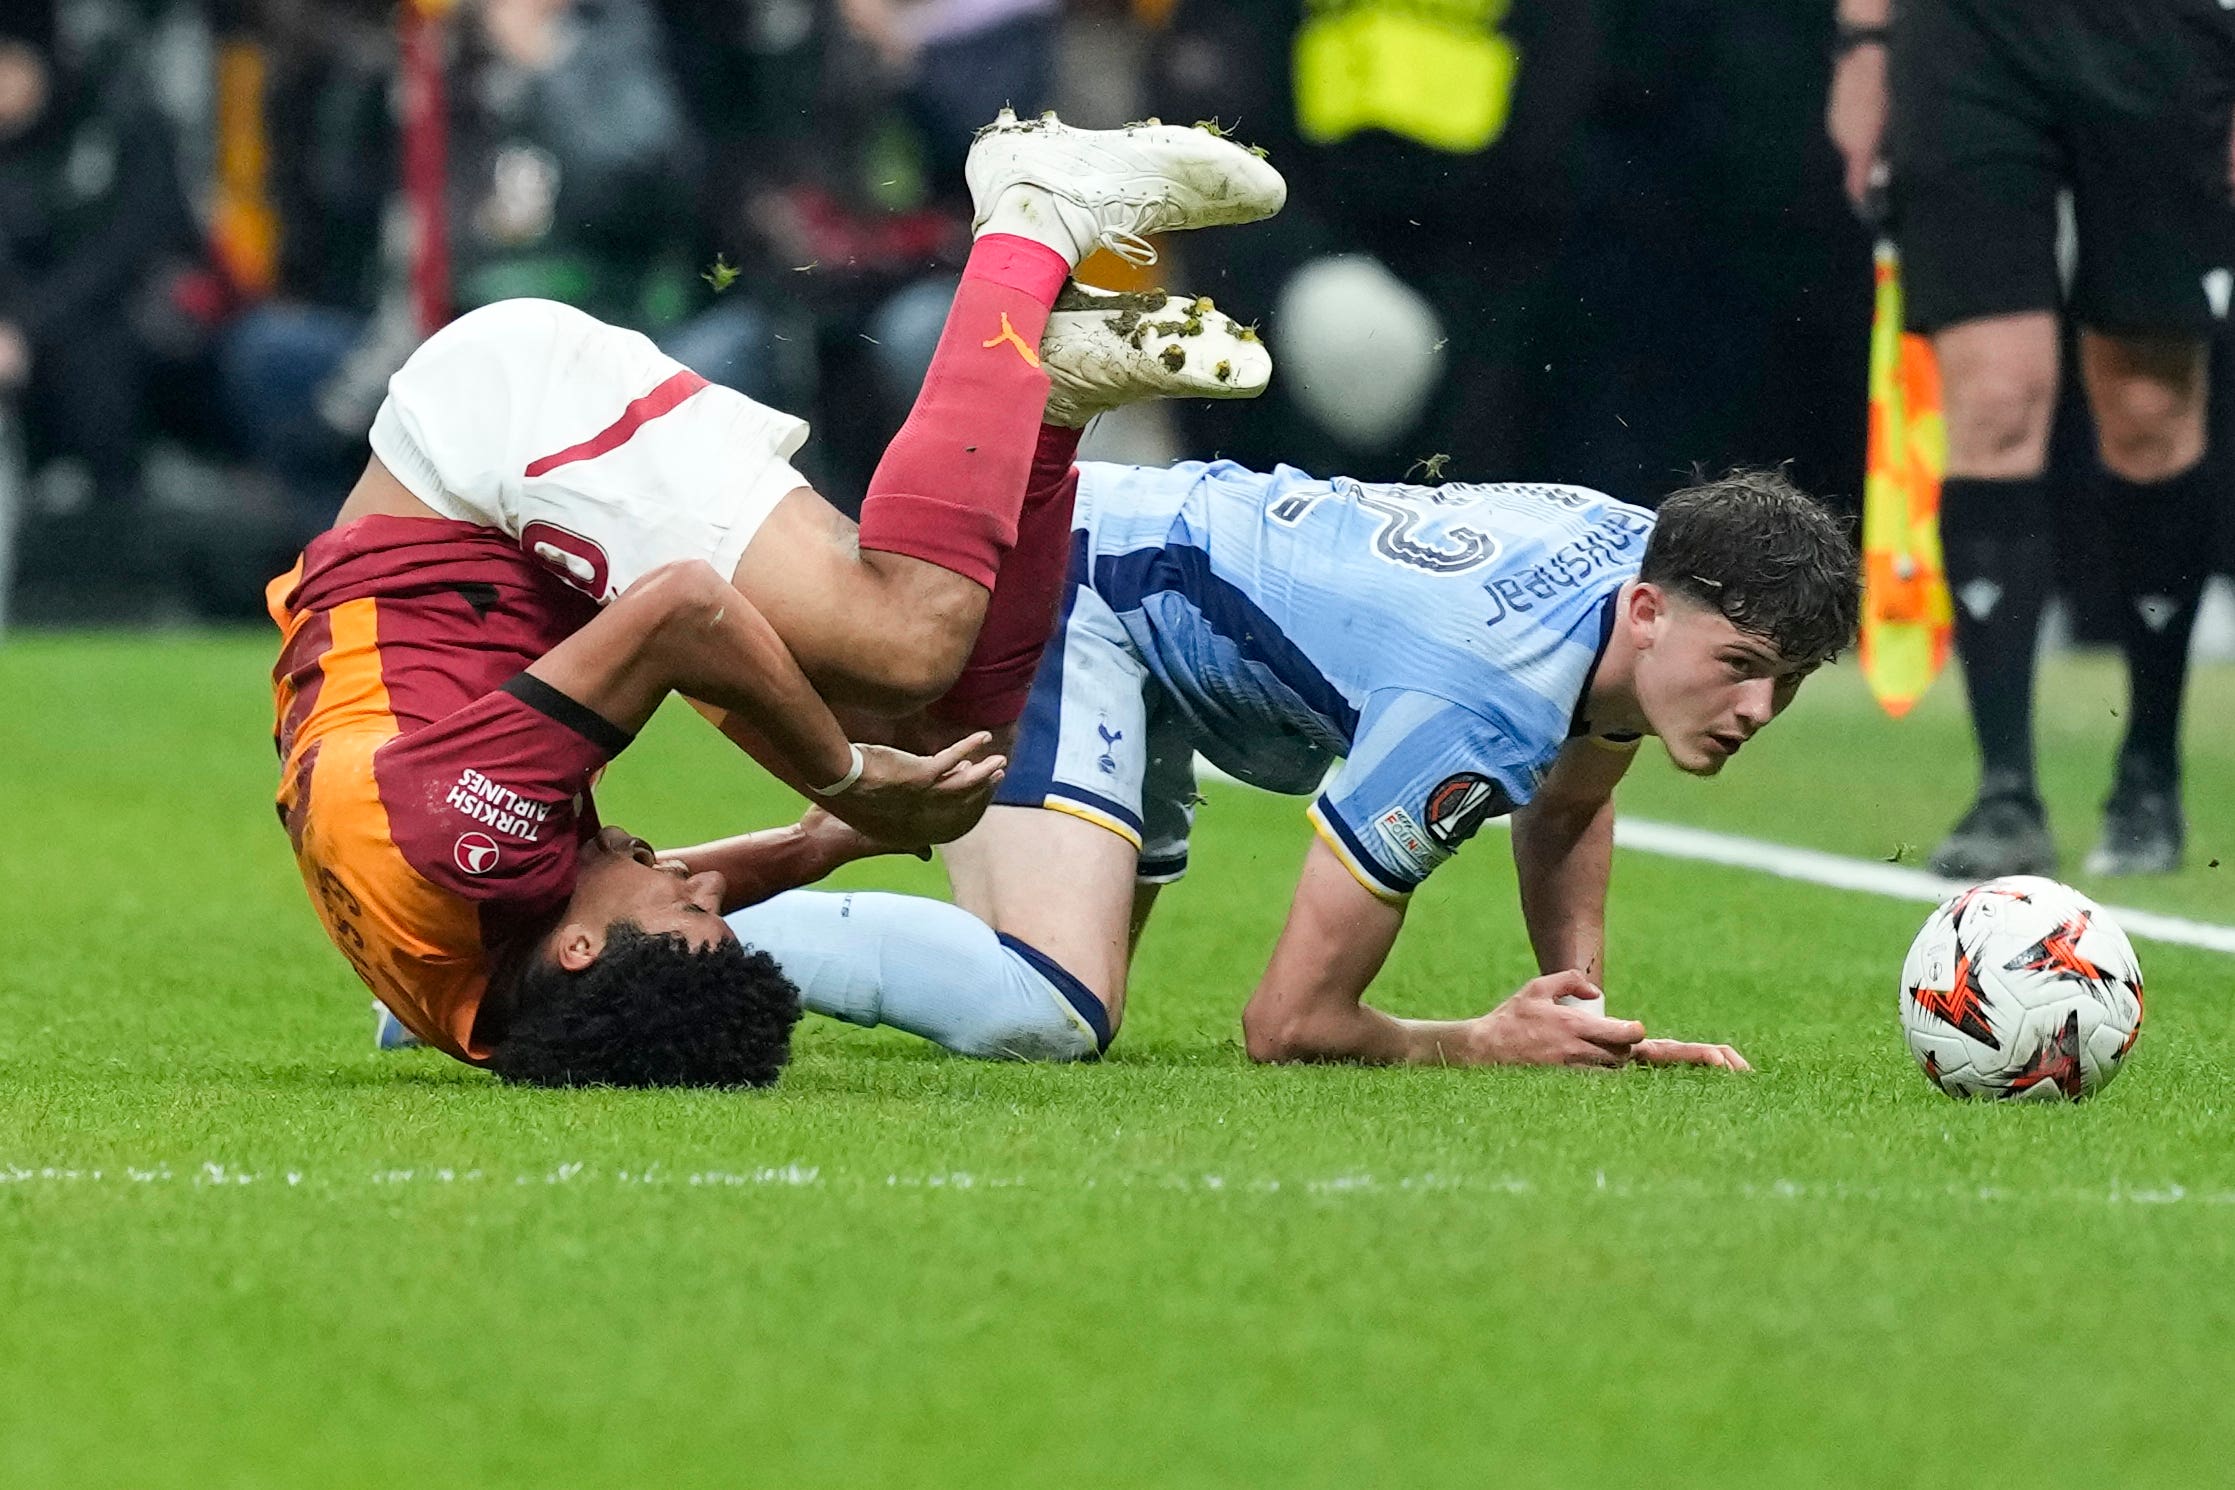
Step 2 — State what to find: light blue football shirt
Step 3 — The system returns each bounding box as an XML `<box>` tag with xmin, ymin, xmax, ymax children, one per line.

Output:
<box><xmin>1071</xmin><ymin>460</ymin><xmax>1655</xmax><ymax>900</ymax></box>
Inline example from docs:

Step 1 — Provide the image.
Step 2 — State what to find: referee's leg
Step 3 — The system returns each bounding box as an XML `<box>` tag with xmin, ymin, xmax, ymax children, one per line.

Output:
<box><xmin>1926</xmin><ymin>311</ymin><xmax>2063</xmax><ymax>879</ymax></box>
<box><xmin>2075</xmin><ymin>332</ymin><xmax>2213</xmax><ymax>876</ymax></box>
<box><xmin>2059</xmin><ymin>0</ymin><xmax>2231</xmax><ymax>875</ymax></box>
<box><xmin>1889</xmin><ymin>0</ymin><xmax>2069</xmax><ymax>880</ymax></box>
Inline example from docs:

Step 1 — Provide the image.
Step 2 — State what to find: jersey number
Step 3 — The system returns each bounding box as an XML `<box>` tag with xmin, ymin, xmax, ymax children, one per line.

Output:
<box><xmin>1271</xmin><ymin>480</ymin><xmax>1500</xmax><ymax>575</ymax></box>
<box><xmin>520</xmin><ymin>521</ymin><xmax>614</xmax><ymax>601</ymax></box>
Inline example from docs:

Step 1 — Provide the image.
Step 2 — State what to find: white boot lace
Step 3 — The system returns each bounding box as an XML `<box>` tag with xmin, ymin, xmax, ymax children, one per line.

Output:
<box><xmin>1095</xmin><ymin>226</ymin><xmax>1159</xmax><ymax>267</ymax></box>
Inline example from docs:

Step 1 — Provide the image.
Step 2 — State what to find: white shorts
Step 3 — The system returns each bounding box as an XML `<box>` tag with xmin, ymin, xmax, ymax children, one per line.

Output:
<box><xmin>367</xmin><ymin>299</ymin><xmax>811</xmax><ymax>604</ymax></box>
<box><xmin>992</xmin><ymin>541</ymin><xmax>1200</xmax><ymax>884</ymax></box>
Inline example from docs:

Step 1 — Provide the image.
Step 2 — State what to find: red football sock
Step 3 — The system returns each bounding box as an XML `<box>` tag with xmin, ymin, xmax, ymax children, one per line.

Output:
<box><xmin>932</xmin><ymin>423</ymin><xmax>1084</xmax><ymax>729</ymax></box>
<box><xmin>855</xmin><ymin>234</ymin><xmax>1071</xmax><ymax>591</ymax></box>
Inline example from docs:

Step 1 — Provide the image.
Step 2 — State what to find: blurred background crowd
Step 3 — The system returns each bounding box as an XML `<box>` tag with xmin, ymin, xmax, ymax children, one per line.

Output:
<box><xmin>0</xmin><ymin>0</ymin><xmax>2228</xmax><ymax>648</ymax></box>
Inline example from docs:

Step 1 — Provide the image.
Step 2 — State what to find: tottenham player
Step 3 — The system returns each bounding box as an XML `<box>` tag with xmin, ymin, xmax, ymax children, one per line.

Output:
<box><xmin>1829</xmin><ymin>0</ymin><xmax>2235</xmax><ymax>876</ymax></box>
<box><xmin>278</xmin><ymin>111</ymin><xmax>1284</xmax><ymax>1086</ymax></box>
<box><xmin>722</xmin><ymin>464</ymin><xmax>1859</xmax><ymax>1068</ymax></box>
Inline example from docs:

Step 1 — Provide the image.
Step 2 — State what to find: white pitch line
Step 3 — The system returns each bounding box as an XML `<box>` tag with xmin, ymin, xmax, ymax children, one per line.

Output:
<box><xmin>1606</xmin><ymin>817</ymin><xmax>2235</xmax><ymax>957</ymax></box>
<box><xmin>6</xmin><ymin>1164</ymin><xmax>2234</xmax><ymax>1207</ymax></box>
<box><xmin>1195</xmin><ymin>761</ymin><xmax>2235</xmax><ymax>957</ymax></box>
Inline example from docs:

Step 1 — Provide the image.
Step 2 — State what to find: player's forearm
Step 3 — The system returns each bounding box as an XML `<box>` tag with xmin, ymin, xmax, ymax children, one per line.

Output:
<box><xmin>1247</xmin><ymin>951</ymin><xmax>1514</xmax><ymax>1066</ymax></box>
<box><xmin>1244</xmin><ymin>838</ymin><xmax>1418</xmax><ymax>1063</ymax></box>
<box><xmin>664</xmin><ymin>823</ymin><xmax>872</xmax><ymax>913</ymax></box>
<box><xmin>1836</xmin><ymin>0</ymin><xmax>1891</xmax><ymax>27</ymax></box>
<box><xmin>1510</xmin><ymin>797</ymin><xmax>1613</xmax><ymax>984</ymax></box>
<box><xmin>655</xmin><ymin>577</ymin><xmax>857</xmax><ymax>790</ymax></box>
<box><xmin>1248</xmin><ymin>993</ymin><xmax>1484</xmax><ymax>1067</ymax></box>
<box><xmin>548</xmin><ymin>563</ymin><xmax>857</xmax><ymax>791</ymax></box>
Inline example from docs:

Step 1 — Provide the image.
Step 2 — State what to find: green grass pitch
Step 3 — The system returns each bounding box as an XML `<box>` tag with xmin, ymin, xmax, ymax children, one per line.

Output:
<box><xmin>2</xmin><ymin>632</ymin><xmax>2231</xmax><ymax>1487</ymax></box>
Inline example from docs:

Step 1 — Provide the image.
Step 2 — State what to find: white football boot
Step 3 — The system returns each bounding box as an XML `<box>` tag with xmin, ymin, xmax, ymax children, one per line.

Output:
<box><xmin>1041</xmin><ymin>283</ymin><xmax>1273</xmax><ymax>428</ymax></box>
<box><xmin>967</xmin><ymin>110</ymin><xmax>1286</xmax><ymax>268</ymax></box>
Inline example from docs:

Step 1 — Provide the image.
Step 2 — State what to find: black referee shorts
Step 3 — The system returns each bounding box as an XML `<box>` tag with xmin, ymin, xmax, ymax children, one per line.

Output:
<box><xmin>1890</xmin><ymin>0</ymin><xmax>2235</xmax><ymax>337</ymax></box>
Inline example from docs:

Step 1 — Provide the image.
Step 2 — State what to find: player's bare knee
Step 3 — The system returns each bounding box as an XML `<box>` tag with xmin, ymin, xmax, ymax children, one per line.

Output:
<box><xmin>861</xmin><ymin>639</ymin><xmax>972</xmax><ymax>715</ymax></box>
<box><xmin>847</xmin><ymin>552</ymin><xmax>984</xmax><ymax>709</ymax></box>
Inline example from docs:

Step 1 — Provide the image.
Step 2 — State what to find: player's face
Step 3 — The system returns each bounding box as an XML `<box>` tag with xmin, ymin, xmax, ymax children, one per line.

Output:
<box><xmin>568</xmin><ymin>827</ymin><xmax>737</xmax><ymax>951</ymax></box>
<box><xmin>1632</xmin><ymin>592</ymin><xmax>1813</xmax><ymax>776</ymax></box>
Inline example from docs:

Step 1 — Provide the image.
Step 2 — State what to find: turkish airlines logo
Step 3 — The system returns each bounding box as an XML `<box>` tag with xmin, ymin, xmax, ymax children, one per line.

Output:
<box><xmin>454</xmin><ymin>833</ymin><xmax>502</xmax><ymax>876</ymax></box>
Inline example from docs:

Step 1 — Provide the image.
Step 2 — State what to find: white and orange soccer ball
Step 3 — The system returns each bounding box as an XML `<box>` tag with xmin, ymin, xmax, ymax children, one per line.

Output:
<box><xmin>1898</xmin><ymin>876</ymin><xmax>2145</xmax><ymax>1102</ymax></box>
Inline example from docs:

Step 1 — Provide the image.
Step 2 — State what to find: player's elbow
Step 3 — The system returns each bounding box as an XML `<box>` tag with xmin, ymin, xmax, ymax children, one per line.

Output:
<box><xmin>628</xmin><ymin>560</ymin><xmax>773</xmax><ymax>679</ymax></box>
<box><xmin>627</xmin><ymin>559</ymin><xmax>734</xmax><ymax>637</ymax></box>
<box><xmin>1242</xmin><ymin>996</ymin><xmax>1329</xmax><ymax>1064</ymax></box>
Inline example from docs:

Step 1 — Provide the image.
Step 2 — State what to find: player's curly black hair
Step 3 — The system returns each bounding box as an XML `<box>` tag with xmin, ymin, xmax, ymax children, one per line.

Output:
<box><xmin>1641</xmin><ymin>468</ymin><xmax>1861</xmax><ymax>668</ymax></box>
<box><xmin>485</xmin><ymin>924</ymin><xmax>802</xmax><ymax>1089</ymax></box>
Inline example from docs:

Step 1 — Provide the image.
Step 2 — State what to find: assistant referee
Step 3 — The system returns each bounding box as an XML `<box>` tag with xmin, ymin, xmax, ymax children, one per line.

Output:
<box><xmin>1828</xmin><ymin>0</ymin><xmax>2235</xmax><ymax>877</ymax></box>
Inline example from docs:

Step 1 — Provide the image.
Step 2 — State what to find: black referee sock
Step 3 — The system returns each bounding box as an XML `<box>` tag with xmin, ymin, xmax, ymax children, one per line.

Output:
<box><xmin>1940</xmin><ymin>475</ymin><xmax>2054</xmax><ymax>798</ymax></box>
<box><xmin>2103</xmin><ymin>458</ymin><xmax>2214</xmax><ymax>781</ymax></box>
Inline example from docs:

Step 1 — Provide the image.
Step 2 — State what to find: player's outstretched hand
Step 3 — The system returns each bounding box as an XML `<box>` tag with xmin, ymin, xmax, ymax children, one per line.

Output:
<box><xmin>1469</xmin><ymin>971</ymin><xmax>1646</xmax><ymax>1068</ymax></box>
<box><xmin>825</xmin><ymin>731</ymin><xmax>1007</xmax><ymax>847</ymax></box>
<box><xmin>1632</xmin><ymin>1038</ymin><xmax>1752</xmax><ymax>1072</ymax></box>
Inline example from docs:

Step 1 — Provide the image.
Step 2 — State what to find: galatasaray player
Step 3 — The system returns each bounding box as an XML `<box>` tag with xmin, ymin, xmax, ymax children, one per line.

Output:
<box><xmin>272</xmin><ymin>112</ymin><xmax>1284</xmax><ymax>1086</ymax></box>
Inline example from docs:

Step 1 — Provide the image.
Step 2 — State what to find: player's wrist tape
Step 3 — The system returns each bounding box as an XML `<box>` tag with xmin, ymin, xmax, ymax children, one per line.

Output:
<box><xmin>1832</xmin><ymin>22</ymin><xmax>1891</xmax><ymax>55</ymax></box>
<box><xmin>813</xmin><ymin>743</ymin><xmax>867</xmax><ymax>797</ymax></box>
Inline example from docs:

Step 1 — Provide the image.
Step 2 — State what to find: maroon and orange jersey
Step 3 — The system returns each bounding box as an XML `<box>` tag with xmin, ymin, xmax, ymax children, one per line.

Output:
<box><xmin>268</xmin><ymin>515</ymin><xmax>625</xmax><ymax>1062</ymax></box>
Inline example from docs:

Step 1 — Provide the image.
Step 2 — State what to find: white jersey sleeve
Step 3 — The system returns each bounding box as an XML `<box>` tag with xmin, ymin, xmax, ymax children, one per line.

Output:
<box><xmin>368</xmin><ymin>298</ymin><xmax>810</xmax><ymax>602</ymax></box>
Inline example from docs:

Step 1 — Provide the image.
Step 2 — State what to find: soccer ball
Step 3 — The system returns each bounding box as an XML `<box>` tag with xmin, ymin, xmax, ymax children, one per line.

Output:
<box><xmin>1898</xmin><ymin>876</ymin><xmax>2145</xmax><ymax>1102</ymax></box>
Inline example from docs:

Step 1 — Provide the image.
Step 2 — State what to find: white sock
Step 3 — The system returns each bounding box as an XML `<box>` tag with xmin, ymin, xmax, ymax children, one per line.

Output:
<box><xmin>727</xmin><ymin>891</ymin><xmax>1109</xmax><ymax>1062</ymax></box>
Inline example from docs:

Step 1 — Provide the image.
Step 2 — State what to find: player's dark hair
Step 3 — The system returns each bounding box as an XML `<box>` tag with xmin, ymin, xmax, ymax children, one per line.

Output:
<box><xmin>486</xmin><ymin>924</ymin><xmax>802</xmax><ymax>1089</ymax></box>
<box><xmin>1641</xmin><ymin>468</ymin><xmax>1860</xmax><ymax>667</ymax></box>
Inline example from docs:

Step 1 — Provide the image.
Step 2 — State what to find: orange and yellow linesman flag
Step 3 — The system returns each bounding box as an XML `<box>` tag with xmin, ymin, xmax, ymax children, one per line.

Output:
<box><xmin>1861</xmin><ymin>239</ymin><xmax>1952</xmax><ymax>718</ymax></box>
<box><xmin>210</xmin><ymin>39</ymin><xmax>277</xmax><ymax>297</ymax></box>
